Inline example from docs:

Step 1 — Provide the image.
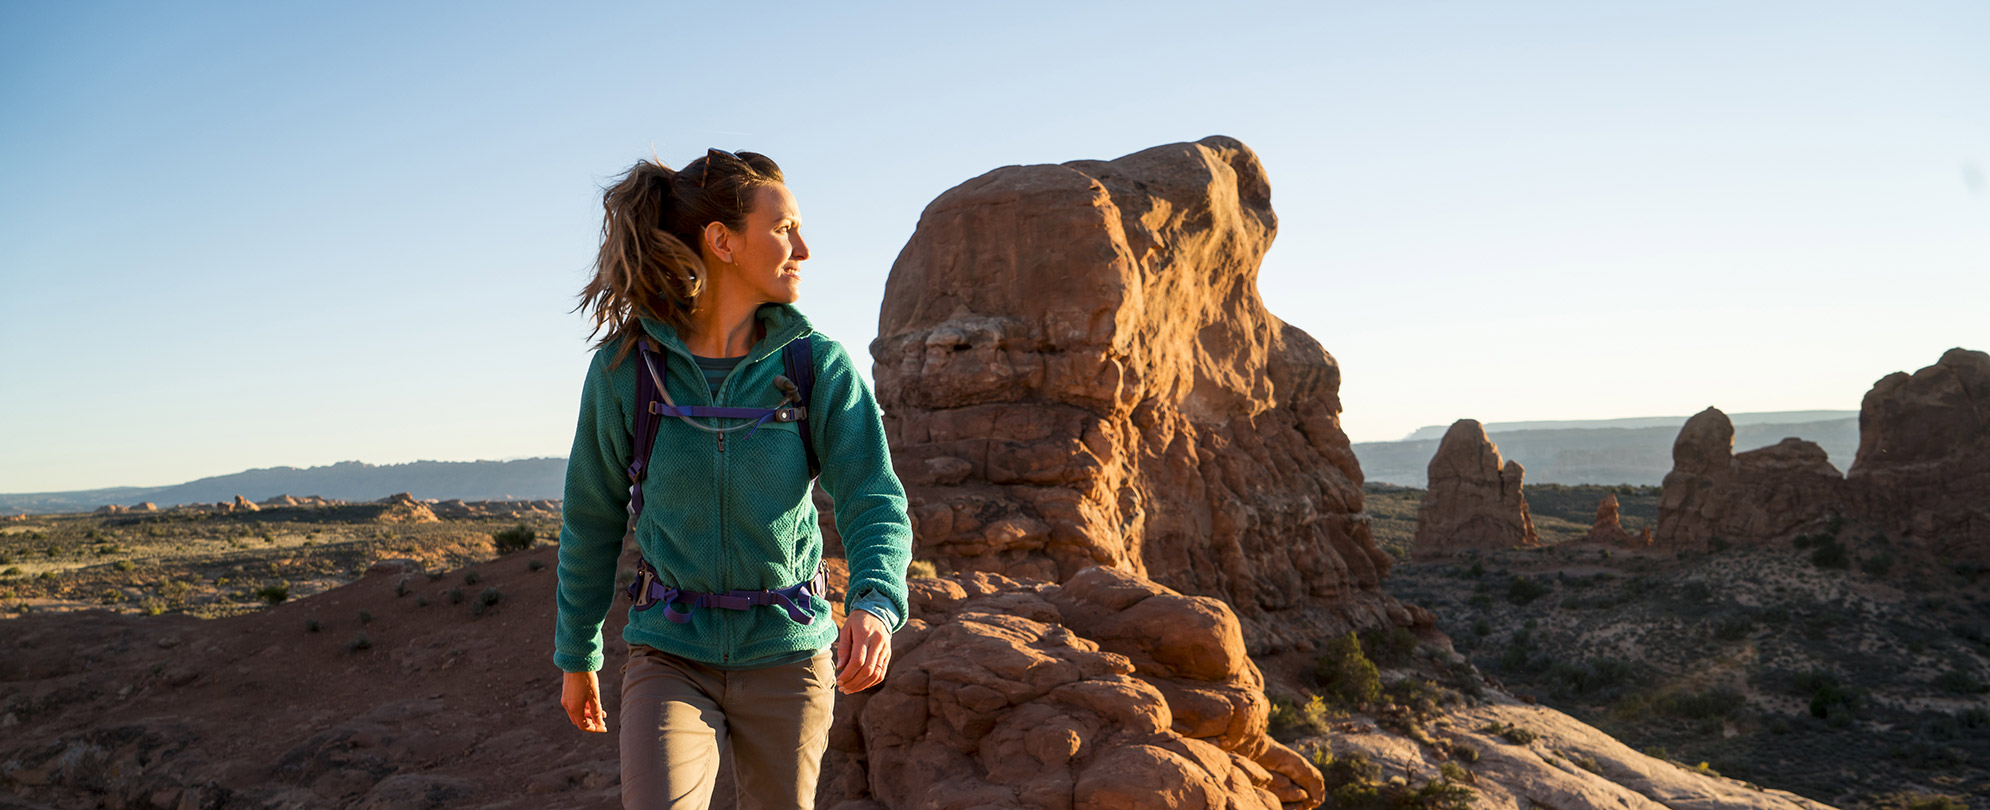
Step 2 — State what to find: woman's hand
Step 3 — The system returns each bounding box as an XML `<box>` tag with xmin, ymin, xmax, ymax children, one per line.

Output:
<box><xmin>562</xmin><ymin>670</ymin><xmax>608</xmax><ymax>732</ymax></box>
<box><xmin>834</xmin><ymin>609</ymin><xmax>891</xmax><ymax>693</ymax></box>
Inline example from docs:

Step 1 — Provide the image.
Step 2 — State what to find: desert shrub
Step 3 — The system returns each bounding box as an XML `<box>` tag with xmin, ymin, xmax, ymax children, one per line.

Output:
<box><xmin>1793</xmin><ymin>533</ymin><xmax>1817</xmax><ymax>549</ymax></box>
<box><xmin>1810</xmin><ymin>541</ymin><xmax>1850</xmax><ymax>570</ymax></box>
<box><xmin>1448</xmin><ymin>742</ymin><xmax>1478</xmax><ymax>762</ymax></box>
<box><xmin>1713</xmin><ymin>612</ymin><xmax>1754</xmax><ymax>641</ymax></box>
<box><xmin>1708</xmin><ymin>536</ymin><xmax>1730</xmax><ymax>553</ymax></box>
<box><xmin>471</xmin><ymin>586</ymin><xmax>504</xmax><ymax>617</ymax></box>
<box><xmin>1471</xmin><ymin>618</ymin><xmax>1491</xmax><ymax>637</ymax></box>
<box><xmin>1862</xmin><ymin>553</ymin><xmax>1895</xmax><ymax>576</ymax></box>
<box><xmin>1825</xmin><ymin>513</ymin><xmax>1844</xmax><ymax>536</ymax></box>
<box><xmin>1934</xmin><ymin>668</ymin><xmax>1988</xmax><ymax>695</ymax></box>
<box><xmin>1359</xmin><ymin>625</ymin><xmax>1419</xmax><ymax>668</ymax></box>
<box><xmin>1479</xmin><ymin>721</ymin><xmax>1538</xmax><ymax>745</ymax></box>
<box><xmin>1466</xmin><ymin>593</ymin><xmax>1492</xmax><ymax>610</ymax></box>
<box><xmin>1466</xmin><ymin>559</ymin><xmax>1485</xmax><ymax>579</ymax></box>
<box><xmin>114</xmin><ymin>560</ymin><xmax>134</xmax><ymax>572</ymax></box>
<box><xmin>1868</xmin><ymin>793</ymin><xmax>1970</xmax><ymax>810</ymax></box>
<box><xmin>161</xmin><ymin>580</ymin><xmax>190</xmax><ymax>602</ymax></box>
<box><xmin>257</xmin><ymin>582</ymin><xmax>290</xmax><ymax>604</ymax></box>
<box><xmin>395</xmin><ymin>577</ymin><xmax>410</xmax><ymax>597</ymax></box>
<box><xmin>1506</xmin><ymin>575</ymin><xmax>1550</xmax><ymax>606</ymax></box>
<box><xmin>305</xmin><ymin>618</ymin><xmax>320</xmax><ymax>633</ymax></box>
<box><xmin>527</xmin><ymin>559</ymin><xmax>546</xmax><ymax>571</ymax></box>
<box><xmin>357</xmin><ymin>610</ymin><xmax>373</xmax><ymax>625</ymax></box>
<box><xmin>1267</xmin><ymin>694</ymin><xmax>1336</xmax><ymax>741</ymax></box>
<box><xmin>491</xmin><ymin>524</ymin><xmax>535</xmax><ymax>553</ymax></box>
<box><xmin>907</xmin><ymin>559</ymin><xmax>938</xmax><ymax>578</ymax></box>
<box><xmin>415</xmin><ymin>596</ymin><xmax>430</xmax><ymax>607</ymax></box>
<box><xmin>1543</xmin><ymin>657</ymin><xmax>1633</xmax><ymax>697</ymax></box>
<box><xmin>447</xmin><ymin>588</ymin><xmax>465</xmax><ymax>605</ymax></box>
<box><xmin>1794</xmin><ymin>670</ymin><xmax>1859</xmax><ymax>718</ymax></box>
<box><xmin>139</xmin><ymin>598</ymin><xmax>165</xmax><ymax>616</ymax></box>
<box><xmin>1570</xmin><ymin>753</ymin><xmax>1601</xmax><ymax>773</ymax></box>
<box><xmin>346</xmin><ymin>632</ymin><xmax>371</xmax><ymax>653</ymax></box>
<box><xmin>1662</xmin><ymin>687</ymin><xmax>1746</xmax><ymax>720</ymax></box>
<box><xmin>1311</xmin><ymin>633</ymin><xmax>1382</xmax><ymax>708</ymax></box>
<box><xmin>463</xmin><ymin>569</ymin><xmax>481</xmax><ymax>585</ymax></box>
<box><xmin>1</xmin><ymin>567</ymin><xmax>19</xmax><ymax>578</ymax></box>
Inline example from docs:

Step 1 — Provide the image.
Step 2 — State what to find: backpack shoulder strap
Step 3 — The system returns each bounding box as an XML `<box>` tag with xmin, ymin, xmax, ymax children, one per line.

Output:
<box><xmin>627</xmin><ymin>339</ymin><xmax>668</xmax><ymax>523</ymax></box>
<box><xmin>782</xmin><ymin>337</ymin><xmax>820</xmax><ymax>481</ymax></box>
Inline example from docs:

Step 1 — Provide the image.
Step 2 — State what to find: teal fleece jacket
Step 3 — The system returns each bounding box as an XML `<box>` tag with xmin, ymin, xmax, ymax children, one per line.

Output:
<box><xmin>553</xmin><ymin>303</ymin><xmax>912</xmax><ymax>672</ymax></box>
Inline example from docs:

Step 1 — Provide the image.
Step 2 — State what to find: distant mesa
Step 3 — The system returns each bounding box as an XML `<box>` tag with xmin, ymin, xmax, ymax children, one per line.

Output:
<box><xmin>1846</xmin><ymin>347</ymin><xmax>1990</xmax><ymax>563</ymax></box>
<box><xmin>1584</xmin><ymin>493</ymin><xmax>1651</xmax><ymax>548</ymax></box>
<box><xmin>1412</xmin><ymin>419</ymin><xmax>1539</xmax><ymax>560</ymax></box>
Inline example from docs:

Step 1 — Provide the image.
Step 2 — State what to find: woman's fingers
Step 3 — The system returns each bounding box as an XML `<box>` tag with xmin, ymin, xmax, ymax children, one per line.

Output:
<box><xmin>836</xmin><ymin>613</ymin><xmax>892</xmax><ymax>693</ymax></box>
<box><xmin>562</xmin><ymin>670</ymin><xmax>609</xmax><ymax>733</ymax></box>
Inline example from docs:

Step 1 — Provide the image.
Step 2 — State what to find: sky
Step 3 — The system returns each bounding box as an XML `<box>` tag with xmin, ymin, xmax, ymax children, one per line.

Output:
<box><xmin>1</xmin><ymin>1</ymin><xmax>1985</xmax><ymax>494</ymax></box>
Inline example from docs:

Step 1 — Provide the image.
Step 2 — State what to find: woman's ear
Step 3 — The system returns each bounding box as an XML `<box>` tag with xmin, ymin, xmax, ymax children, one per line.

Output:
<box><xmin>703</xmin><ymin>221</ymin><xmax>735</xmax><ymax>265</ymax></box>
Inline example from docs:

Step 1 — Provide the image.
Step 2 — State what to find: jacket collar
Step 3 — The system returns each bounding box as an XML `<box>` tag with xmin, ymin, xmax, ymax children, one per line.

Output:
<box><xmin>638</xmin><ymin>303</ymin><xmax>814</xmax><ymax>364</ymax></box>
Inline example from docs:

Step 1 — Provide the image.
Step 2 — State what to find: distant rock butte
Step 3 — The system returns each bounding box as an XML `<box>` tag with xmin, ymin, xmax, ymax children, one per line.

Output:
<box><xmin>1585</xmin><ymin>493</ymin><xmax>1651</xmax><ymax>548</ymax></box>
<box><xmin>1847</xmin><ymin>347</ymin><xmax>1990</xmax><ymax>562</ymax></box>
<box><xmin>871</xmin><ymin>135</ymin><xmax>1404</xmax><ymax>652</ymax></box>
<box><xmin>1656</xmin><ymin>407</ymin><xmax>1846</xmax><ymax>550</ymax></box>
<box><xmin>820</xmin><ymin>567</ymin><xmax>1323</xmax><ymax>810</ymax></box>
<box><xmin>1412</xmin><ymin>420</ymin><xmax>1538</xmax><ymax>559</ymax></box>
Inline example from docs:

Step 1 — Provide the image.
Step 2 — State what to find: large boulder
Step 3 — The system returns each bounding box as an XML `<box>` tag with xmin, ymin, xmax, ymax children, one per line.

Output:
<box><xmin>1656</xmin><ymin>408</ymin><xmax>1846</xmax><ymax>550</ymax></box>
<box><xmin>871</xmin><ymin>136</ymin><xmax>1401</xmax><ymax>651</ymax></box>
<box><xmin>1847</xmin><ymin>347</ymin><xmax>1990</xmax><ymax>561</ymax></box>
<box><xmin>819</xmin><ymin>567</ymin><xmax>1323</xmax><ymax>810</ymax></box>
<box><xmin>1412</xmin><ymin>420</ymin><xmax>1538</xmax><ymax>559</ymax></box>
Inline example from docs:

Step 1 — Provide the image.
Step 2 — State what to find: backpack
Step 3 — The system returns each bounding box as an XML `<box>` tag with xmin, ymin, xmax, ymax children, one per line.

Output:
<box><xmin>620</xmin><ymin>336</ymin><xmax>826</xmax><ymax>624</ymax></box>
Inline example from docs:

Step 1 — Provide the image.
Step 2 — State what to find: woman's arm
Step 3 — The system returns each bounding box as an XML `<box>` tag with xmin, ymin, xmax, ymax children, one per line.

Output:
<box><xmin>809</xmin><ymin>335</ymin><xmax>914</xmax><ymax>634</ymax></box>
<box><xmin>553</xmin><ymin>349</ymin><xmax>634</xmax><ymax>676</ymax></box>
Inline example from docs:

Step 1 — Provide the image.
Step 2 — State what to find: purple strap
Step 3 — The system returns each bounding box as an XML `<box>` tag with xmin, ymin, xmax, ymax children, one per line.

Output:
<box><xmin>647</xmin><ymin>402</ymin><xmax>805</xmax><ymax>440</ymax></box>
<box><xmin>626</xmin><ymin>558</ymin><xmax>825</xmax><ymax>626</ymax></box>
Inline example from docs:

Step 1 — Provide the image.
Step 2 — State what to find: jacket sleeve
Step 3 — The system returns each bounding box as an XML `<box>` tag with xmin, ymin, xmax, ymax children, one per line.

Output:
<box><xmin>811</xmin><ymin>336</ymin><xmax>913</xmax><ymax>632</ymax></box>
<box><xmin>553</xmin><ymin>349</ymin><xmax>632</xmax><ymax>673</ymax></box>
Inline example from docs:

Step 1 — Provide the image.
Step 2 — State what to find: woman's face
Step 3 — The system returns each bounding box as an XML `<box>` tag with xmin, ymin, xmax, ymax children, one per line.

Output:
<box><xmin>721</xmin><ymin>182</ymin><xmax>809</xmax><ymax>305</ymax></box>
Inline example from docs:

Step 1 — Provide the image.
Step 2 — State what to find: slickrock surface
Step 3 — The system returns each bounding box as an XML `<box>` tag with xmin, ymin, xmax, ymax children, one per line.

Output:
<box><xmin>1584</xmin><ymin>493</ymin><xmax>1651</xmax><ymax>547</ymax></box>
<box><xmin>818</xmin><ymin>566</ymin><xmax>1324</xmax><ymax>810</ymax></box>
<box><xmin>1847</xmin><ymin>347</ymin><xmax>1990</xmax><ymax>563</ymax></box>
<box><xmin>1318</xmin><ymin>700</ymin><xmax>1838</xmax><ymax>810</ymax></box>
<box><xmin>870</xmin><ymin>135</ymin><xmax>1403</xmax><ymax>652</ymax></box>
<box><xmin>1411</xmin><ymin>420</ymin><xmax>1538</xmax><ymax>559</ymax></box>
<box><xmin>1656</xmin><ymin>408</ymin><xmax>1846</xmax><ymax>550</ymax></box>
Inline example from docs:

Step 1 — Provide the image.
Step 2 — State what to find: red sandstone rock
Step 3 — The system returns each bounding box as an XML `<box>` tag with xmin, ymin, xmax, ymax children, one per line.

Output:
<box><xmin>1585</xmin><ymin>494</ymin><xmax>1650</xmax><ymax>547</ymax></box>
<box><xmin>232</xmin><ymin>495</ymin><xmax>259</xmax><ymax>512</ymax></box>
<box><xmin>1412</xmin><ymin>420</ymin><xmax>1538</xmax><ymax>559</ymax></box>
<box><xmin>818</xmin><ymin>567</ymin><xmax>1322</xmax><ymax>810</ymax></box>
<box><xmin>1656</xmin><ymin>408</ymin><xmax>1846</xmax><ymax>550</ymax></box>
<box><xmin>870</xmin><ymin>136</ymin><xmax>1403</xmax><ymax>652</ymax></box>
<box><xmin>1847</xmin><ymin>347</ymin><xmax>1990</xmax><ymax>561</ymax></box>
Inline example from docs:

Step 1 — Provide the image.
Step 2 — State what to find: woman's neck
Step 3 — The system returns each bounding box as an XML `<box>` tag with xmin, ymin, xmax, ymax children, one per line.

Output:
<box><xmin>681</xmin><ymin>295</ymin><xmax>766</xmax><ymax>358</ymax></box>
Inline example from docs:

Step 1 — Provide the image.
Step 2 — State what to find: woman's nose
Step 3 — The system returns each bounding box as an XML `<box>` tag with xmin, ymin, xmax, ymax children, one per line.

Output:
<box><xmin>792</xmin><ymin>231</ymin><xmax>809</xmax><ymax>261</ymax></box>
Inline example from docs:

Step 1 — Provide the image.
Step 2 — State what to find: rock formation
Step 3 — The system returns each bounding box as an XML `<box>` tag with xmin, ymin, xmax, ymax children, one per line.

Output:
<box><xmin>870</xmin><ymin>135</ymin><xmax>1402</xmax><ymax>651</ymax></box>
<box><xmin>1584</xmin><ymin>494</ymin><xmax>1651</xmax><ymax>547</ymax></box>
<box><xmin>1846</xmin><ymin>347</ymin><xmax>1990</xmax><ymax>562</ymax></box>
<box><xmin>261</xmin><ymin>494</ymin><xmax>302</xmax><ymax>507</ymax></box>
<box><xmin>130</xmin><ymin>502</ymin><xmax>157</xmax><ymax>513</ymax></box>
<box><xmin>1411</xmin><ymin>420</ymin><xmax>1538</xmax><ymax>559</ymax></box>
<box><xmin>819</xmin><ymin>567</ymin><xmax>1323</xmax><ymax>810</ymax></box>
<box><xmin>1655</xmin><ymin>408</ymin><xmax>1847</xmax><ymax>551</ymax></box>
<box><xmin>231</xmin><ymin>495</ymin><xmax>258</xmax><ymax>512</ymax></box>
<box><xmin>374</xmin><ymin>492</ymin><xmax>438</xmax><ymax>523</ymax></box>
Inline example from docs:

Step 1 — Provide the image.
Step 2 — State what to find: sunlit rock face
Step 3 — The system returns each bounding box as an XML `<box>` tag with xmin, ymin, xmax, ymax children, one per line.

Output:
<box><xmin>1411</xmin><ymin>419</ymin><xmax>1539</xmax><ymax>559</ymax></box>
<box><xmin>870</xmin><ymin>135</ymin><xmax>1410</xmax><ymax>652</ymax></box>
<box><xmin>1847</xmin><ymin>347</ymin><xmax>1990</xmax><ymax>561</ymax></box>
<box><xmin>1655</xmin><ymin>407</ymin><xmax>1846</xmax><ymax>550</ymax></box>
<box><xmin>816</xmin><ymin>567</ymin><xmax>1325</xmax><ymax>810</ymax></box>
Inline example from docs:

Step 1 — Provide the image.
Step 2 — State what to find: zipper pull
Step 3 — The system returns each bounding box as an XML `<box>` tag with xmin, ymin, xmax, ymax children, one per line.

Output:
<box><xmin>717</xmin><ymin>431</ymin><xmax>726</xmax><ymax>453</ymax></box>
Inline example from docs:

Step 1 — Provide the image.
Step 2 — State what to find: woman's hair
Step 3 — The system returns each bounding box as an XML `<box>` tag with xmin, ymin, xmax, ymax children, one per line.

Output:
<box><xmin>576</xmin><ymin>148</ymin><xmax>785</xmax><ymax>367</ymax></box>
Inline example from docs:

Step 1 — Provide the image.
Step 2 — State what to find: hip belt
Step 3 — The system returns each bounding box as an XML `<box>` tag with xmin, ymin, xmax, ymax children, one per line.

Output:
<box><xmin>624</xmin><ymin>556</ymin><xmax>827</xmax><ymax>626</ymax></box>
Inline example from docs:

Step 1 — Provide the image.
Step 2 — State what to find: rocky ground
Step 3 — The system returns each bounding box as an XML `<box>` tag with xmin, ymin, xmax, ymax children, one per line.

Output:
<box><xmin>0</xmin><ymin>505</ymin><xmax>558</xmax><ymax>619</ymax></box>
<box><xmin>1373</xmin><ymin>486</ymin><xmax>1990</xmax><ymax>808</ymax></box>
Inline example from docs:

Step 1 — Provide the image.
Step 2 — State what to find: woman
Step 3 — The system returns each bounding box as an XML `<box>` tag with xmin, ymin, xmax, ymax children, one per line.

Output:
<box><xmin>553</xmin><ymin>148</ymin><xmax>911</xmax><ymax>809</ymax></box>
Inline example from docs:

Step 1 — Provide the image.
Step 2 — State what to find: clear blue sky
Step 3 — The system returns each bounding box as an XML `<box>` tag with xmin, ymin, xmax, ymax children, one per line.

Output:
<box><xmin>2</xmin><ymin>1</ymin><xmax>1985</xmax><ymax>493</ymax></box>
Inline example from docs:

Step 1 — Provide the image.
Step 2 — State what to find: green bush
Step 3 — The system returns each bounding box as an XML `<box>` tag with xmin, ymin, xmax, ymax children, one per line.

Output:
<box><xmin>1662</xmin><ymin>687</ymin><xmax>1746</xmax><ymax>720</ymax></box>
<box><xmin>527</xmin><ymin>559</ymin><xmax>546</xmax><ymax>571</ymax></box>
<box><xmin>346</xmin><ymin>632</ymin><xmax>371</xmax><ymax>653</ymax></box>
<box><xmin>1810</xmin><ymin>541</ymin><xmax>1850</xmax><ymax>570</ymax></box>
<box><xmin>1359</xmin><ymin>626</ymin><xmax>1418</xmax><ymax>668</ymax></box>
<box><xmin>463</xmin><ymin>569</ymin><xmax>481</xmax><ymax>585</ymax></box>
<box><xmin>491</xmin><ymin>524</ymin><xmax>535</xmax><ymax>553</ymax></box>
<box><xmin>1862</xmin><ymin>553</ymin><xmax>1896</xmax><ymax>576</ymax></box>
<box><xmin>447</xmin><ymin>587</ymin><xmax>465</xmax><ymax>604</ymax></box>
<box><xmin>471</xmin><ymin>586</ymin><xmax>504</xmax><ymax>617</ymax></box>
<box><xmin>1267</xmin><ymin>693</ymin><xmax>1336</xmax><ymax>741</ymax></box>
<box><xmin>257</xmin><ymin>582</ymin><xmax>290</xmax><ymax>604</ymax></box>
<box><xmin>1506</xmin><ymin>576</ymin><xmax>1550</xmax><ymax>606</ymax></box>
<box><xmin>907</xmin><ymin>559</ymin><xmax>938</xmax><ymax>578</ymax></box>
<box><xmin>1480</xmin><ymin>721</ymin><xmax>1538</xmax><ymax>745</ymax></box>
<box><xmin>1312</xmin><ymin>633</ymin><xmax>1382</xmax><ymax>708</ymax></box>
<box><xmin>304</xmin><ymin>618</ymin><xmax>319</xmax><ymax>633</ymax></box>
<box><xmin>1713</xmin><ymin>613</ymin><xmax>1754</xmax><ymax>641</ymax></box>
